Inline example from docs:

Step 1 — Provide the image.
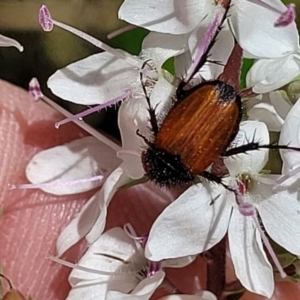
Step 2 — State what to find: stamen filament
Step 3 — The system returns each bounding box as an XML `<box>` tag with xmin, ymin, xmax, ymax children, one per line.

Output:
<box><xmin>41</xmin><ymin>95</ymin><xmax>121</xmax><ymax>152</ymax></box>
<box><xmin>124</xmin><ymin>223</ymin><xmax>148</xmax><ymax>247</ymax></box>
<box><xmin>39</xmin><ymin>5</ymin><xmax>141</xmax><ymax>67</ymax></box>
<box><xmin>48</xmin><ymin>256</ymin><xmax>114</xmax><ymax>276</ymax></box>
<box><xmin>117</xmin><ymin>149</ymin><xmax>141</xmax><ymax>158</ymax></box>
<box><xmin>234</xmin><ymin>182</ymin><xmax>286</xmax><ymax>278</ymax></box>
<box><xmin>8</xmin><ymin>175</ymin><xmax>103</xmax><ymax>190</ymax></box>
<box><xmin>107</xmin><ymin>25</ymin><xmax>136</xmax><ymax>39</ymax></box>
<box><xmin>55</xmin><ymin>91</ymin><xmax>131</xmax><ymax>128</ymax></box>
<box><xmin>251</xmin><ymin>213</ymin><xmax>287</xmax><ymax>278</ymax></box>
<box><xmin>275</xmin><ymin>165</ymin><xmax>300</xmax><ymax>185</ymax></box>
<box><xmin>147</xmin><ymin>261</ymin><xmax>161</xmax><ymax>277</ymax></box>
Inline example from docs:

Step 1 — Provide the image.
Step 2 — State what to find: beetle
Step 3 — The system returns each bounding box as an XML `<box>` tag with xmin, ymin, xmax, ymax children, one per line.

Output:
<box><xmin>137</xmin><ymin>4</ymin><xmax>299</xmax><ymax>190</ymax></box>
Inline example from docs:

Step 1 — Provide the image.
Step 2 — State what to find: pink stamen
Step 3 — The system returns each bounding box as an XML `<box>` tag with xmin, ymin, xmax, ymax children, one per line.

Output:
<box><xmin>193</xmin><ymin>276</ymin><xmax>201</xmax><ymax>292</ymax></box>
<box><xmin>55</xmin><ymin>92</ymin><xmax>131</xmax><ymax>128</ymax></box>
<box><xmin>238</xmin><ymin>202</ymin><xmax>255</xmax><ymax>216</ymax></box>
<box><xmin>124</xmin><ymin>223</ymin><xmax>139</xmax><ymax>238</ymax></box>
<box><xmin>275</xmin><ymin>4</ymin><xmax>296</xmax><ymax>27</ymax></box>
<box><xmin>147</xmin><ymin>261</ymin><xmax>161</xmax><ymax>277</ymax></box>
<box><xmin>39</xmin><ymin>5</ymin><xmax>54</xmax><ymax>32</ymax></box>
<box><xmin>107</xmin><ymin>24</ymin><xmax>136</xmax><ymax>39</ymax></box>
<box><xmin>276</xmin><ymin>165</ymin><xmax>300</xmax><ymax>185</ymax></box>
<box><xmin>48</xmin><ymin>255</ymin><xmax>114</xmax><ymax>276</ymax></box>
<box><xmin>184</xmin><ymin>10</ymin><xmax>222</xmax><ymax>83</ymax></box>
<box><xmin>38</xmin><ymin>5</ymin><xmax>140</xmax><ymax>66</ymax></box>
<box><xmin>251</xmin><ymin>213</ymin><xmax>287</xmax><ymax>278</ymax></box>
<box><xmin>28</xmin><ymin>77</ymin><xmax>43</xmax><ymax>101</ymax></box>
<box><xmin>8</xmin><ymin>175</ymin><xmax>103</xmax><ymax>190</ymax></box>
<box><xmin>235</xmin><ymin>181</ymin><xmax>286</xmax><ymax>278</ymax></box>
<box><xmin>247</xmin><ymin>0</ymin><xmax>296</xmax><ymax>27</ymax></box>
<box><xmin>41</xmin><ymin>95</ymin><xmax>121</xmax><ymax>152</ymax></box>
<box><xmin>124</xmin><ymin>223</ymin><xmax>148</xmax><ymax>247</ymax></box>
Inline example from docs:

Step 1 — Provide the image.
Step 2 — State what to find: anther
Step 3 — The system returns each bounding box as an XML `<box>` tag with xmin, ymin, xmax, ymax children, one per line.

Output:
<box><xmin>28</xmin><ymin>77</ymin><xmax>43</xmax><ymax>101</ymax></box>
<box><xmin>39</xmin><ymin>5</ymin><xmax>54</xmax><ymax>32</ymax></box>
<box><xmin>274</xmin><ymin>4</ymin><xmax>296</xmax><ymax>27</ymax></box>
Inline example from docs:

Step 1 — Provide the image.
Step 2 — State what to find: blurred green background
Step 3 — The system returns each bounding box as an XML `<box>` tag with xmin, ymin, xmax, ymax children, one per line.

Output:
<box><xmin>0</xmin><ymin>0</ymin><xmax>299</xmax><ymax>140</ymax></box>
<box><xmin>0</xmin><ymin>0</ymin><xmax>149</xmax><ymax>139</ymax></box>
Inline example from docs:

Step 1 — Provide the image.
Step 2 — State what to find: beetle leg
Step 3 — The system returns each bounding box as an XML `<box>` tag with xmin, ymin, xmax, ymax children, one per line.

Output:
<box><xmin>222</xmin><ymin>142</ymin><xmax>300</xmax><ymax>157</ymax></box>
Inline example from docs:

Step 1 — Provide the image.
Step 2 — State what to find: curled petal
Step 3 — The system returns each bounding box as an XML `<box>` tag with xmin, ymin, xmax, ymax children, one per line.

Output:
<box><xmin>118</xmin><ymin>77</ymin><xmax>175</xmax><ymax>179</ymax></box>
<box><xmin>56</xmin><ymin>166</ymin><xmax>128</xmax><ymax>255</ymax></box>
<box><xmin>279</xmin><ymin>97</ymin><xmax>300</xmax><ymax>171</ymax></box>
<box><xmin>247</xmin><ymin>55</ymin><xmax>300</xmax><ymax>94</ymax></box>
<box><xmin>26</xmin><ymin>136</ymin><xmax>120</xmax><ymax>195</ymax></box>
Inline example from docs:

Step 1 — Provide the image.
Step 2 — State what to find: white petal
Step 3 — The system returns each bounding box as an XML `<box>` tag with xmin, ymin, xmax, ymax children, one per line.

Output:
<box><xmin>26</xmin><ymin>136</ymin><xmax>120</xmax><ymax>195</ymax></box>
<box><xmin>224</xmin><ymin>121</ymin><xmax>269</xmax><ymax>176</ymax></box>
<box><xmin>119</xmin><ymin>0</ymin><xmax>214</xmax><ymax>34</ymax></box>
<box><xmin>118</xmin><ymin>77</ymin><xmax>175</xmax><ymax>179</ymax></box>
<box><xmin>162</xmin><ymin>256</ymin><xmax>196</xmax><ymax>268</ymax></box>
<box><xmin>159</xmin><ymin>291</ymin><xmax>217</xmax><ymax>300</ymax></box>
<box><xmin>255</xmin><ymin>180</ymin><xmax>300</xmax><ymax>255</ymax></box>
<box><xmin>279</xmin><ymin>97</ymin><xmax>300</xmax><ymax>170</ymax></box>
<box><xmin>269</xmin><ymin>91</ymin><xmax>292</xmax><ymax>120</ymax></box>
<box><xmin>48</xmin><ymin>52</ymin><xmax>140</xmax><ymax>105</ymax></box>
<box><xmin>141</xmin><ymin>32</ymin><xmax>188</xmax><ymax>69</ymax></box>
<box><xmin>247</xmin><ymin>101</ymin><xmax>284</xmax><ymax>132</ymax></box>
<box><xmin>70</xmin><ymin>228</ymin><xmax>144</xmax><ymax>291</ymax></box>
<box><xmin>0</xmin><ymin>34</ymin><xmax>23</xmax><ymax>51</ymax></box>
<box><xmin>247</xmin><ymin>55</ymin><xmax>300</xmax><ymax>94</ymax></box>
<box><xmin>66</xmin><ymin>280</ymin><xmax>107</xmax><ymax>300</ymax></box>
<box><xmin>145</xmin><ymin>183</ymin><xmax>232</xmax><ymax>261</ymax></box>
<box><xmin>230</xmin><ymin>0</ymin><xmax>299</xmax><ymax>58</ymax></box>
<box><xmin>247</xmin><ymin>92</ymin><xmax>291</xmax><ymax>132</ymax></box>
<box><xmin>106</xmin><ymin>271</ymin><xmax>165</xmax><ymax>300</ymax></box>
<box><xmin>56</xmin><ymin>166</ymin><xmax>128</xmax><ymax>255</ymax></box>
<box><xmin>228</xmin><ymin>209</ymin><xmax>274</xmax><ymax>297</ymax></box>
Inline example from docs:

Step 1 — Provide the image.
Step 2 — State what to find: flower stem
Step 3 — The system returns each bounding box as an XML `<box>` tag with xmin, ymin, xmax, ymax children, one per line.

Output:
<box><xmin>207</xmin><ymin>237</ymin><xmax>226</xmax><ymax>299</ymax></box>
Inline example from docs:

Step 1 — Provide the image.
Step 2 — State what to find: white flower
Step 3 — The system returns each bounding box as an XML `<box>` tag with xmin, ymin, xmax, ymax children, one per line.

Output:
<box><xmin>246</xmin><ymin>91</ymin><xmax>292</xmax><ymax>132</ymax></box>
<box><xmin>54</xmin><ymin>227</ymin><xmax>198</xmax><ymax>300</ymax></box>
<box><xmin>246</xmin><ymin>49</ymin><xmax>300</xmax><ymax>94</ymax></box>
<box><xmin>60</xmin><ymin>227</ymin><xmax>165</xmax><ymax>300</ymax></box>
<box><xmin>119</xmin><ymin>0</ymin><xmax>297</xmax><ymax>59</ymax></box>
<box><xmin>145</xmin><ymin>121</ymin><xmax>300</xmax><ymax>297</ymax></box>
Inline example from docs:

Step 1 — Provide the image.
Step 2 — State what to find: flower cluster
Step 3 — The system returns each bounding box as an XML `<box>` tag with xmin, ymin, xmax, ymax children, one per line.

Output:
<box><xmin>18</xmin><ymin>0</ymin><xmax>300</xmax><ymax>299</ymax></box>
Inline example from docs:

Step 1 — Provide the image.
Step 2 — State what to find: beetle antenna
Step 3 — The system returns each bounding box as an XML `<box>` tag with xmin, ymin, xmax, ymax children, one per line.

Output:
<box><xmin>140</xmin><ymin>60</ymin><xmax>159</xmax><ymax>134</ymax></box>
<box><xmin>179</xmin><ymin>2</ymin><xmax>231</xmax><ymax>90</ymax></box>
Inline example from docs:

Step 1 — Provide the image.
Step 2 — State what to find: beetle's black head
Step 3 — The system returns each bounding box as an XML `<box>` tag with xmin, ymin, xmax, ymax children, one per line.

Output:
<box><xmin>141</xmin><ymin>143</ymin><xmax>195</xmax><ymax>188</ymax></box>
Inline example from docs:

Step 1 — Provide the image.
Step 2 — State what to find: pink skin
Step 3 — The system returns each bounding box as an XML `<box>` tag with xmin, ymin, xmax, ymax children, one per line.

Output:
<box><xmin>0</xmin><ymin>80</ymin><xmax>299</xmax><ymax>299</ymax></box>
